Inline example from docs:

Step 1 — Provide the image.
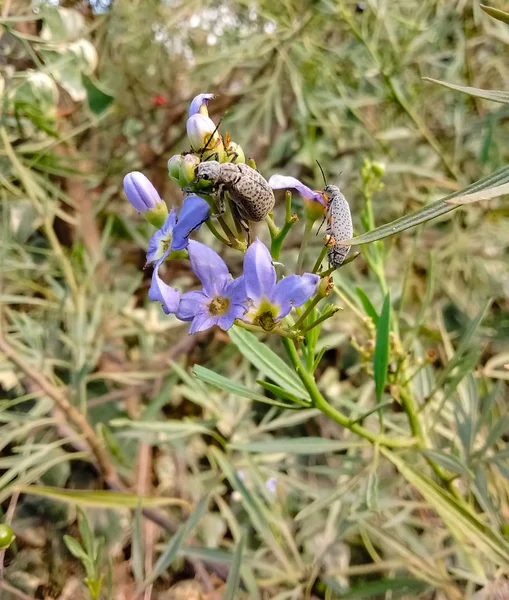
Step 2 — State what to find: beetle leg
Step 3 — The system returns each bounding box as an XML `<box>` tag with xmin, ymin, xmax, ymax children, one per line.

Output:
<box><xmin>225</xmin><ymin>150</ymin><xmax>239</xmax><ymax>163</ymax></box>
<box><xmin>230</xmin><ymin>199</ymin><xmax>251</xmax><ymax>243</ymax></box>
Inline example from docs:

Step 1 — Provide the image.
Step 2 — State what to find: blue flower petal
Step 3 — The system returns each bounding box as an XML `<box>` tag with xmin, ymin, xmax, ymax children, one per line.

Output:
<box><xmin>148</xmin><ymin>251</ymin><xmax>181</xmax><ymax>315</ymax></box>
<box><xmin>268</xmin><ymin>174</ymin><xmax>326</xmax><ymax>206</ymax></box>
<box><xmin>273</xmin><ymin>273</ymin><xmax>319</xmax><ymax>320</ymax></box>
<box><xmin>217</xmin><ymin>303</ymin><xmax>246</xmax><ymax>331</ymax></box>
<box><xmin>188</xmin><ymin>93</ymin><xmax>215</xmax><ymax>117</ymax></box>
<box><xmin>171</xmin><ymin>196</ymin><xmax>210</xmax><ymax>251</ymax></box>
<box><xmin>224</xmin><ymin>276</ymin><xmax>246</xmax><ymax>305</ymax></box>
<box><xmin>243</xmin><ymin>238</ymin><xmax>276</xmax><ymax>304</ymax></box>
<box><xmin>147</xmin><ymin>209</ymin><xmax>177</xmax><ymax>264</ymax></box>
<box><xmin>177</xmin><ymin>290</ymin><xmax>209</xmax><ymax>321</ymax></box>
<box><xmin>189</xmin><ymin>312</ymin><xmax>218</xmax><ymax>334</ymax></box>
<box><xmin>188</xmin><ymin>240</ymin><xmax>231</xmax><ymax>297</ymax></box>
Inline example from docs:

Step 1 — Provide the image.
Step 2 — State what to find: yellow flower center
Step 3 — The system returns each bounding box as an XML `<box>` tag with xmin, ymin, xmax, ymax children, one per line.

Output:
<box><xmin>208</xmin><ymin>296</ymin><xmax>230</xmax><ymax>316</ymax></box>
<box><xmin>255</xmin><ymin>311</ymin><xmax>277</xmax><ymax>332</ymax></box>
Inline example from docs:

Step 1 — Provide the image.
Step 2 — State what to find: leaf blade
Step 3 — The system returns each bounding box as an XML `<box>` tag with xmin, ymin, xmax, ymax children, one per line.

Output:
<box><xmin>339</xmin><ymin>165</ymin><xmax>509</xmax><ymax>246</ymax></box>
<box><xmin>423</xmin><ymin>77</ymin><xmax>509</xmax><ymax>105</ymax></box>
<box><xmin>223</xmin><ymin>533</ymin><xmax>246</xmax><ymax>600</ymax></box>
<box><xmin>373</xmin><ymin>294</ymin><xmax>391</xmax><ymax>403</ymax></box>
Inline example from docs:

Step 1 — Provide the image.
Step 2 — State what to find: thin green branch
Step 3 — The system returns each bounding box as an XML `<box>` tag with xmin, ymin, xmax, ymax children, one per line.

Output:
<box><xmin>282</xmin><ymin>338</ymin><xmax>414</xmax><ymax>449</ymax></box>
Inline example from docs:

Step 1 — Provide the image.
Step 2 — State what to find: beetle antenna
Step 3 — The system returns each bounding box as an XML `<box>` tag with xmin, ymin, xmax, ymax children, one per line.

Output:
<box><xmin>200</xmin><ymin>117</ymin><xmax>223</xmax><ymax>160</ymax></box>
<box><xmin>316</xmin><ymin>160</ymin><xmax>327</xmax><ymax>187</ymax></box>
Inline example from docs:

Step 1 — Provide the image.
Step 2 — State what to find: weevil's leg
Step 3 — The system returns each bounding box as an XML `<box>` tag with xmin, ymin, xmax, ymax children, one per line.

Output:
<box><xmin>225</xmin><ymin>150</ymin><xmax>239</xmax><ymax>163</ymax></box>
<box><xmin>230</xmin><ymin>200</ymin><xmax>250</xmax><ymax>242</ymax></box>
<box><xmin>203</xmin><ymin>151</ymin><xmax>219</xmax><ymax>163</ymax></box>
<box><xmin>209</xmin><ymin>185</ymin><xmax>227</xmax><ymax>218</ymax></box>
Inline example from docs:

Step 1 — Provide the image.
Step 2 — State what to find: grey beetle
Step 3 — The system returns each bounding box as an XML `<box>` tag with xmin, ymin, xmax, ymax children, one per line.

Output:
<box><xmin>324</xmin><ymin>183</ymin><xmax>353</xmax><ymax>268</ymax></box>
<box><xmin>317</xmin><ymin>162</ymin><xmax>353</xmax><ymax>268</ymax></box>
<box><xmin>194</xmin><ymin>160</ymin><xmax>275</xmax><ymax>227</ymax></box>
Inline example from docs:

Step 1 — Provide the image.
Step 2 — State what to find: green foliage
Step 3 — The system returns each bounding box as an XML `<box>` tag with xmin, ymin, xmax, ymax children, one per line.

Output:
<box><xmin>63</xmin><ymin>509</ymin><xmax>109</xmax><ymax>600</ymax></box>
<box><xmin>1</xmin><ymin>1</ymin><xmax>509</xmax><ymax>599</ymax></box>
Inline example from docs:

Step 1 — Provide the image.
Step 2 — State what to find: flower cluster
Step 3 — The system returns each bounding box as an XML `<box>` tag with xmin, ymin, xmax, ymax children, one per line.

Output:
<box><xmin>123</xmin><ymin>93</ymin><xmax>353</xmax><ymax>336</ymax></box>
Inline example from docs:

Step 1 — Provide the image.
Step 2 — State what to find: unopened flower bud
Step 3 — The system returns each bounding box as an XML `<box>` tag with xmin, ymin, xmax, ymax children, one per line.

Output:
<box><xmin>371</xmin><ymin>161</ymin><xmax>385</xmax><ymax>177</ymax></box>
<box><xmin>123</xmin><ymin>172</ymin><xmax>161</xmax><ymax>212</ymax></box>
<box><xmin>168</xmin><ymin>154</ymin><xmax>184</xmax><ymax>183</ymax></box>
<box><xmin>181</xmin><ymin>154</ymin><xmax>200</xmax><ymax>184</ymax></box>
<box><xmin>226</xmin><ymin>141</ymin><xmax>245</xmax><ymax>164</ymax></box>
<box><xmin>317</xmin><ymin>275</ymin><xmax>334</xmax><ymax>298</ymax></box>
<box><xmin>186</xmin><ymin>113</ymin><xmax>223</xmax><ymax>156</ymax></box>
<box><xmin>361</xmin><ymin>158</ymin><xmax>372</xmax><ymax>183</ymax></box>
<box><xmin>188</xmin><ymin>93</ymin><xmax>215</xmax><ymax>117</ymax></box>
<box><xmin>123</xmin><ymin>171</ymin><xmax>168</xmax><ymax>228</ymax></box>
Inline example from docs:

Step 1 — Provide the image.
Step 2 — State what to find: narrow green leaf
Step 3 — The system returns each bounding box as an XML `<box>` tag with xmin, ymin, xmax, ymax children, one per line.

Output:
<box><xmin>16</xmin><ymin>486</ymin><xmax>190</xmax><ymax>509</ymax></box>
<box><xmin>366</xmin><ymin>470</ymin><xmax>378</xmax><ymax>510</ymax></box>
<box><xmin>432</xmin><ymin>299</ymin><xmax>491</xmax><ymax>395</ymax></box>
<box><xmin>229</xmin><ymin>438</ymin><xmax>361</xmax><ymax>454</ymax></box>
<box><xmin>193</xmin><ymin>365</ymin><xmax>303</xmax><ymax>409</ymax></box>
<box><xmin>81</xmin><ymin>74</ymin><xmax>114</xmax><ymax>115</ymax></box>
<box><xmin>373</xmin><ymin>294</ymin><xmax>391</xmax><ymax>403</ymax></box>
<box><xmin>423</xmin><ymin>77</ymin><xmax>509</xmax><ymax>105</ymax></box>
<box><xmin>479</xmin><ymin>415</ymin><xmax>509</xmax><ymax>454</ymax></box>
<box><xmin>228</xmin><ymin>326</ymin><xmax>308</xmax><ymax>400</ymax></box>
<box><xmin>382</xmin><ymin>449</ymin><xmax>509</xmax><ymax>566</ymax></box>
<box><xmin>480</xmin><ymin>4</ymin><xmax>509</xmax><ymax>24</ymax></box>
<box><xmin>210</xmin><ymin>448</ymin><xmax>293</xmax><ymax>572</ymax></box>
<box><xmin>356</xmin><ymin>287</ymin><xmax>379</xmax><ymax>324</ymax></box>
<box><xmin>255</xmin><ymin>380</ymin><xmax>310</xmax><ymax>407</ymax></box>
<box><xmin>77</xmin><ymin>508</ymin><xmax>95</xmax><ymax>559</ymax></box>
<box><xmin>64</xmin><ymin>535</ymin><xmax>88</xmax><ymax>563</ymax></box>
<box><xmin>110</xmin><ymin>418</ymin><xmax>219</xmax><ymax>442</ymax></box>
<box><xmin>143</xmin><ymin>495</ymin><xmax>209</xmax><ymax>587</ymax></box>
<box><xmin>340</xmin><ymin>165</ymin><xmax>509</xmax><ymax>246</ymax></box>
<box><xmin>327</xmin><ymin>576</ymin><xmax>428</xmax><ymax>599</ymax></box>
<box><xmin>421</xmin><ymin>450</ymin><xmax>470</xmax><ymax>477</ymax></box>
<box><xmin>348</xmin><ymin>400</ymin><xmax>394</xmax><ymax>426</ymax></box>
<box><xmin>446</xmin><ymin>182</ymin><xmax>509</xmax><ymax>205</ymax></box>
<box><xmin>131</xmin><ymin>503</ymin><xmax>144</xmax><ymax>585</ymax></box>
<box><xmin>223</xmin><ymin>533</ymin><xmax>246</xmax><ymax>600</ymax></box>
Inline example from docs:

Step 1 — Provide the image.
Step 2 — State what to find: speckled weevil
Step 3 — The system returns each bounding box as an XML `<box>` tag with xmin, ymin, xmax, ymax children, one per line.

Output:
<box><xmin>188</xmin><ymin>123</ymin><xmax>275</xmax><ymax>230</ymax></box>
<box><xmin>317</xmin><ymin>161</ymin><xmax>353</xmax><ymax>268</ymax></box>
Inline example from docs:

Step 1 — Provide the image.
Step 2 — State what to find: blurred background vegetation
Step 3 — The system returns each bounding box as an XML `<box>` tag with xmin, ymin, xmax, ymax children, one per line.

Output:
<box><xmin>1</xmin><ymin>0</ymin><xmax>509</xmax><ymax>598</ymax></box>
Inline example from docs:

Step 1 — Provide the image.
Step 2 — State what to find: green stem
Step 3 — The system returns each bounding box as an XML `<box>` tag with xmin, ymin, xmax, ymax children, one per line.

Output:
<box><xmin>296</xmin><ymin>219</ymin><xmax>314</xmax><ymax>274</ymax></box>
<box><xmin>312</xmin><ymin>245</ymin><xmax>328</xmax><ymax>274</ymax></box>
<box><xmin>234</xmin><ymin>319</ymin><xmax>300</xmax><ymax>340</ymax></box>
<box><xmin>399</xmin><ymin>388</ymin><xmax>464</xmax><ymax>502</ymax></box>
<box><xmin>205</xmin><ymin>220</ymin><xmax>231</xmax><ymax>247</ymax></box>
<box><xmin>282</xmin><ymin>338</ymin><xmax>415</xmax><ymax>449</ymax></box>
<box><xmin>269</xmin><ymin>193</ymin><xmax>297</xmax><ymax>260</ymax></box>
<box><xmin>293</xmin><ymin>295</ymin><xmax>323</xmax><ymax>330</ymax></box>
<box><xmin>298</xmin><ymin>308</ymin><xmax>341</xmax><ymax>335</ymax></box>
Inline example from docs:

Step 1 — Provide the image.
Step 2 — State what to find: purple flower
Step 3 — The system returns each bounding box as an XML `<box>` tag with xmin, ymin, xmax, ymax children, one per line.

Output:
<box><xmin>268</xmin><ymin>174</ymin><xmax>326</xmax><ymax>207</ymax></box>
<box><xmin>177</xmin><ymin>241</ymin><xmax>247</xmax><ymax>334</ymax></box>
<box><xmin>123</xmin><ymin>171</ymin><xmax>163</xmax><ymax>212</ymax></box>
<box><xmin>146</xmin><ymin>195</ymin><xmax>210</xmax><ymax>264</ymax></box>
<box><xmin>188</xmin><ymin>93</ymin><xmax>215</xmax><ymax>117</ymax></box>
<box><xmin>148</xmin><ymin>248</ymin><xmax>181</xmax><ymax>315</ymax></box>
<box><xmin>242</xmin><ymin>239</ymin><xmax>319</xmax><ymax>328</ymax></box>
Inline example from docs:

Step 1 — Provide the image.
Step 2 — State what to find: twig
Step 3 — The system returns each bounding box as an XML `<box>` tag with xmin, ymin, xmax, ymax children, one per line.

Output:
<box><xmin>0</xmin><ymin>490</ymin><xmax>19</xmax><ymax>580</ymax></box>
<box><xmin>0</xmin><ymin>581</ymin><xmax>37</xmax><ymax>600</ymax></box>
<box><xmin>0</xmin><ymin>335</ymin><xmax>122</xmax><ymax>490</ymax></box>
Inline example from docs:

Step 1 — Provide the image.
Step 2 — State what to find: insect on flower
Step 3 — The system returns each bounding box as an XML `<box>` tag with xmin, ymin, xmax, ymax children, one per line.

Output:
<box><xmin>188</xmin><ymin>121</ymin><xmax>275</xmax><ymax>233</ymax></box>
<box><xmin>316</xmin><ymin>161</ymin><xmax>353</xmax><ymax>268</ymax></box>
